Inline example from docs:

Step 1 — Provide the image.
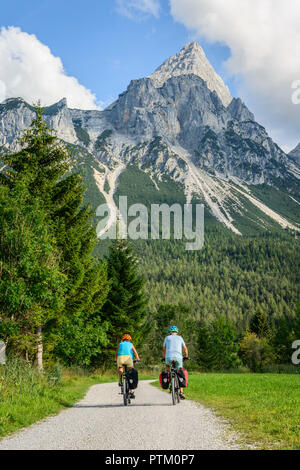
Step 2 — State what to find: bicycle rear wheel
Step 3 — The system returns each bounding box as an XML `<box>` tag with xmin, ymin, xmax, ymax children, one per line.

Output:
<box><xmin>175</xmin><ymin>374</ymin><xmax>180</xmax><ymax>404</ymax></box>
<box><xmin>171</xmin><ymin>375</ymin><xmax>177</xmax><ymax>405</ymax></box>
<box><xmin>176</xmin><ymin>384</ymin><xmax>180</xmax><ymax>403</ymax></box>
<box><xmin>123</xmin><ymin>376</ymin><xmax>129</xmax><ymax>406</ymax></box>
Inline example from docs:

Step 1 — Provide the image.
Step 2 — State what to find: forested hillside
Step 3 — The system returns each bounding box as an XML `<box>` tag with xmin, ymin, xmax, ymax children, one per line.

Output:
<box><xmin>0</xmin><ymin>109</ymin><xmax>299</xmax><ymax>372</ymax></box>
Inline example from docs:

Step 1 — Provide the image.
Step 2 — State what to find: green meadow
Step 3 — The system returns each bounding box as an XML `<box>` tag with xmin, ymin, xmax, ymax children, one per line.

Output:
<box><xmin>183</xmin><ymin>373</ymin><xmax>300</xmax><ymax>450</ymax></box>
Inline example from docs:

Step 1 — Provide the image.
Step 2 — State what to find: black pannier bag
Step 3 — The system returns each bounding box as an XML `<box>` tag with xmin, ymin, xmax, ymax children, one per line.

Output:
<box><xmin>126</xmin><ymin>368</ymin><xmax>138</xmax><ymax>389</ymax></box>
<box><xmin>176</xmin><ymin>368</ymin><xmax>188</xmax><ymax>388</ymax></box>
<box><xmin>159</xmin><ymin>370</ymin><xmax>170</xmax><ymax>389</ymax></box>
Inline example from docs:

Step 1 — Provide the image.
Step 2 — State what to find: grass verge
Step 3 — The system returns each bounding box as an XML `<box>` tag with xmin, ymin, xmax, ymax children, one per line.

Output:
<box><xmin>154</xmin><ymin>373</ymin><xmax>300</xmax><ymax>450</ymax></box>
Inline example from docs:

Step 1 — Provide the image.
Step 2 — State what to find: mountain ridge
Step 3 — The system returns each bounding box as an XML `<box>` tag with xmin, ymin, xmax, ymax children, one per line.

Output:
<box><xmin>0</xmin><ymin>42</ymin><xmax>299</xmax><ymax>236</ymax></box>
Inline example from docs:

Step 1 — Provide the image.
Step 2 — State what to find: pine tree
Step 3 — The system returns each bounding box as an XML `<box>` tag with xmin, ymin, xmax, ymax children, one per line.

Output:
<box><xmin>197</xmin><ymin>320</ymin><xmax>215</xmax><ymax>371</ymax></box>
<box><xmin>250</xmin><ymin>307</ymin><xmax>271</xmax><ymax>339</ymax></box>
<box><xmin>1</xmin><ymin>106</ymin><xmax>70</xmax><ymax>205</ymax></box>
<box><xmin>102</xmin><ymin>240</ymin><xmax>148</xmax><ymax>364</ymax></box>
<box><xmin>1</xmin><ymin>106</ymin><xmax>110</xmax><ymax>365</ymax></box>
<box><xmin>0</xmin><ymin>181</ymin><xmax>66</xmax><ymax>366</ymax></box>
<box><xmin>272</xmin><ymin>316</ymin><xmax>294</xmax><ymax>363</ymax></box>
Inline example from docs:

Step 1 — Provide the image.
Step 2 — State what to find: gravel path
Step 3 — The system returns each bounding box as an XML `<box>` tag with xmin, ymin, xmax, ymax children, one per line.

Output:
<box><xmin>0</xmin><ymin>381</ymin><xmax>244</xmax><ymax>450</ymax></box>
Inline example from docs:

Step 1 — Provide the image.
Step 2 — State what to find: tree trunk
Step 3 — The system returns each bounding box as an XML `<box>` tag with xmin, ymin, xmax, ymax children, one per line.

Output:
<box><xmin>37</xmin><ymin>327</ymin><xmax>43</xmax><ymax>371</ymax></box>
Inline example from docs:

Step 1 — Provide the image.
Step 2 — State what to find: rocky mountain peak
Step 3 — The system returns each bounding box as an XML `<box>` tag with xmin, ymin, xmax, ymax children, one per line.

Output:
<box><xmin>148</xmin><ymin>41</ymin><xmax>232</xmax><ymax>107</ymax></box>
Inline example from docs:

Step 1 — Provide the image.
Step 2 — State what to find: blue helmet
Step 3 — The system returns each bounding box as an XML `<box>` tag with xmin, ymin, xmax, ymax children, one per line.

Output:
<box><xmin>168</xmin><ymin>325</ymin><xmax>178</xmax><ymax>333</ymax></box>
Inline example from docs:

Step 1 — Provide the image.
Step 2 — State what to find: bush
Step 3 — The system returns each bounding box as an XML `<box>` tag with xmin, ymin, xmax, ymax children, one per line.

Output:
<box><xmin>239</xmin><ymin>332</ymin><xmax>275</xmax><ymax>372</ymax></box>
<box><xmin>0</xmin><ymin>357</ymin><xmax>58</xmax><ymax>404</ymax></box>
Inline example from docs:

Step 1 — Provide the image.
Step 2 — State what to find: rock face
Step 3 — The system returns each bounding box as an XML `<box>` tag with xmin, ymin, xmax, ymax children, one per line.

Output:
<box><xmin>149</xmin><ymin>42</ymin><xmax>232</xmax><ymax>107</ymax></box>
<box><xmin>0</xmin><ymin>42</ymin><xmax>299</xmax><ymax>234</ymax></box>
<box><xmin>0</xmin><ymin>97</ymin><xmax>77</xmax><ymax>150</ymax></box>
<box><xmin>289</xmin><ymin>143</ymin><xmax>300</xmax><ymax>165</ymax></box>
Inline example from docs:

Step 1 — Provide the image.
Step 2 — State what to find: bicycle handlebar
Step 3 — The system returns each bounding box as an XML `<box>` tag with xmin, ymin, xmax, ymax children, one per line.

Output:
<box><xmin>161</xmin><ymin>357</ymin><xmax>190</xmax><ymax>363</ymax></box>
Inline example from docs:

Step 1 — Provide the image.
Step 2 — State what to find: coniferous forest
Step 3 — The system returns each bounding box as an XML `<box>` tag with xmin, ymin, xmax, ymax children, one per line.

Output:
<box><xmin>0</xmin><ymin>109</ymin><xmax>299</xmax><ymax>372</ymax></box>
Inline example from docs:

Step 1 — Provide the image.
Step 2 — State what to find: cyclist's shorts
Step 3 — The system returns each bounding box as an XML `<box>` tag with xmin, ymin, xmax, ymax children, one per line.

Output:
<box><xmin>165</xmin><ymin>357</ymin><xmax>183</xmax><ymax>369</ymax></box>
<box><xmin>117</xmin><ymin>355</ymin><xmax>133</xmax><ymax>368</ymax></box>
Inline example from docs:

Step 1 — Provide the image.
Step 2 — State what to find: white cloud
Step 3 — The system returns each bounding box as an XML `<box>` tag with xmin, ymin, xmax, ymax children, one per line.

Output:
<box><xmin>170</xmin><ymin>0</ymin><xmax>300</xmax><ymax>150</ymax></box>
<box><xmin>0</xmin><ymin>26</ymin><xmax>99</xmax><ymax>110</ymax></box>
<box><xmin>116</xmin><ymin>0</ymin><xmax>160</xmax><ymax>20</ymax></box>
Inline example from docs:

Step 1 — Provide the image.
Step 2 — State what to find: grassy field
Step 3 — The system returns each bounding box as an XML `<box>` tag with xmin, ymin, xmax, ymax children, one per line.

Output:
<box><xmin>0</xmin><ymin>360</ymin><xmax>155</xmax><ymax>439</ymax></box>
<box><xmin>181</xmin><ymin>373</ymin><xmax>300</xmax><ymax>450</ymax></box>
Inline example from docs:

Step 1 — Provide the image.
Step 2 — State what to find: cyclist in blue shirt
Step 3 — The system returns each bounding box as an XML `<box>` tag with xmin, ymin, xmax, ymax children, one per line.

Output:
<box><xmin>163</xmin><ymin>326</ymin><xmax>188</xmax><ymax>399</ymax></box>
<box><xmin>115</xmin><ymin>334</ymin><xmax>140</xmax><ymax>398</ymax></box>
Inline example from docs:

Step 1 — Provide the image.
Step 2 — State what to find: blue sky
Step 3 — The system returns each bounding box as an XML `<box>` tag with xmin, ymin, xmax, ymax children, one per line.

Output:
<box><xmin>1</xmin><ymin>0</ymin><xmax>299</xmax><ymax>150</ymax></box>
<box><xmin>1</xmin><ymin>0</ymin><xmax>234</xmax><ymax>106</ymax></box>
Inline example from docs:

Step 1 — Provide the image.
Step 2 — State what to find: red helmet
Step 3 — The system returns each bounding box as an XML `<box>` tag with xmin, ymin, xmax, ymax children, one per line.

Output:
<box><xmin>122</xmin><ymin>334</ymin><xmax>132</xmax><ymax>341</ymax></box>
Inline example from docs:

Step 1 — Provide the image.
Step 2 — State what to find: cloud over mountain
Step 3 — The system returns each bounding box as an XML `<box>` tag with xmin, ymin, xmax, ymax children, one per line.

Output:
<box><xmin>0</xmin><ymin>26</ymin><xmax>99</xmax><ymax>110</ymax></box>
<box><xmin>170</xmin><ymin>0</ymin><xmax>300</xmax><ymax>150</ymax></box>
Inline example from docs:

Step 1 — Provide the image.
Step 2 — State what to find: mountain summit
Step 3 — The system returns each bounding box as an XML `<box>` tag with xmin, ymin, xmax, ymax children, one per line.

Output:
<box><xmin>1</xmin><ymin>43</ymin><xmax>300</xmax><ymax>236</ymax></box>
<box><xmin>149</xmin><ymin>42</ymin><xmax>232</xmax><ymax>107</ymax></box>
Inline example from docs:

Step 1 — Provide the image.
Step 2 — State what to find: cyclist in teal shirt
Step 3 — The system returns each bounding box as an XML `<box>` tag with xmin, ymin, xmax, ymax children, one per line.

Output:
<box><xmin>115</xmin><ymin>334</ymin><xmax>140</xmax><ymax>398</ymax></box>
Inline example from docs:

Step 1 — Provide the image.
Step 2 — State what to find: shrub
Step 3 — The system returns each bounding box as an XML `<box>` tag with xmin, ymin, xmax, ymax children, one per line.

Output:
<box><xmin>240</xmin><ymin>332</ymin><xmax>275</xmax><ymax>372</ymax></box>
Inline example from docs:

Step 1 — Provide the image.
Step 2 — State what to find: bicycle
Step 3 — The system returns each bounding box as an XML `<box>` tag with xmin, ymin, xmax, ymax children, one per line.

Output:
<box><xmin>120</xmin><ymin>360</ymin><xmax>138</xmax><ymax>406</ymax></box>
<box><xmin>162</xmin><ymin>357</ymin><xmax>189</xmax><ymax>406</ymax></box>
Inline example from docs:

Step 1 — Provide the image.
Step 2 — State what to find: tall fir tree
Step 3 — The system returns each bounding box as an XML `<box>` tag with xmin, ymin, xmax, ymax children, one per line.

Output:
<box><xmin>102</xmin><ymin>239</ymin><xmax>148</xmax><ymax>365</ymax></box>
<box><xmin>0</xmin><ymin>106</ymin><xmax>110</xmax><ymax>365</ymax></box>
<box><xmin>0</xmin><ymin>181</ymin><xmax>66</xmax><ymax>367</ymax></box>
<box><xmin>250</xmin><ymin>307</ymin><xmax>271</xmax><ymax>339</ymax></box>
<box><xmin>272</xmin><ymin>316</ymin><xmax>294</xmax><ymax>363</ymax></box>
<box><xmin>197</xmin><ymin>320</ymin><xmax>215</xmax><ymax>371</ymax></box>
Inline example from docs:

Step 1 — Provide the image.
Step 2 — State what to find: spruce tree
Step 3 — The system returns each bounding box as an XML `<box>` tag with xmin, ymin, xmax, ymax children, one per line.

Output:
<box><xmin>102</xmin><ymin>240</ymin><xmax>147</xmax><ymax>364</ymax></box>
<box><xmin>1</xmin><ymin>106</ymin><xmax>110</xmax><ymax>364</ymax></box>
<box><xmin>250</xmin><ymin>307</ymin><xmax>271</xmax><ymax>339</ymax></box>
<box><xmin>0</xmin><ymin>181</ymin><xmax>65</xmax><ymax>366</ymax></box>
<box><xmin>197</xmin><ymin>320</ymin><xmax>215</xmax><ymax>371</ymax></box>
<box><xmin>273</xmin><ymin>316</ymin><xmax>294</xmax><ymax>363</ymax></box>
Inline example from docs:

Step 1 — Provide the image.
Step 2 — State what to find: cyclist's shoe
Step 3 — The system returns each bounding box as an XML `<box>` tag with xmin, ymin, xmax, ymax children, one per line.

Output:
<box><xmin>118</xmin><ymin>381</ymin><xmax>122</xmax><ymax>387</ymax></box>
<box><xmin>129</xmin><ymin>392</ymin><xmax>135</xmax><ymax>399</ymax></box>
<box><xmin>179</xmin><ymin>392</ymin><xmax>186</xmax><ymax>400</ymax></box>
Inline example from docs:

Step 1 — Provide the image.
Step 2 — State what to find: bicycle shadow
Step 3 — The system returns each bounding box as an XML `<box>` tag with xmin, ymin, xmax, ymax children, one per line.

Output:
<box><xmin>72</xmin><ymin>403</ymin><xmax>172</xmax><ymax>408</ymax></box>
